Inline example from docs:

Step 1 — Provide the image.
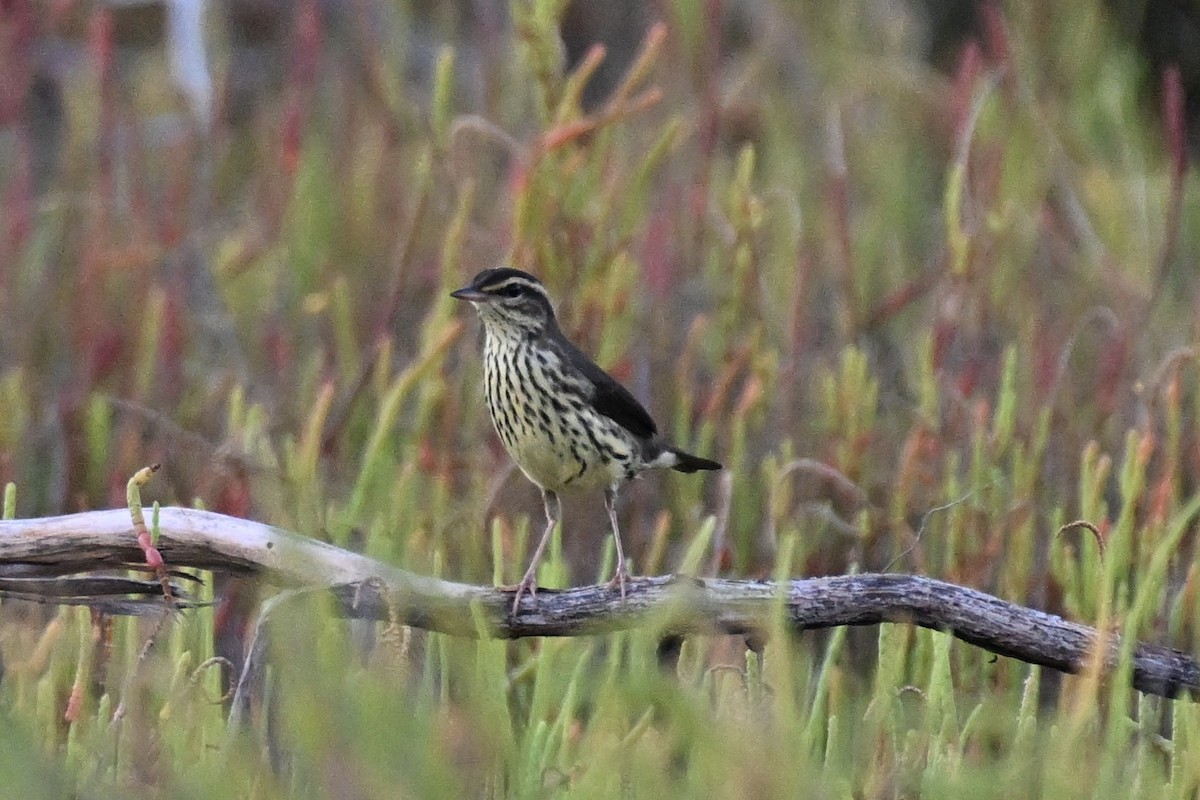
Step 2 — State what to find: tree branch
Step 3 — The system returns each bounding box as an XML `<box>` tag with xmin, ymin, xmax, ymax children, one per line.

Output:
<box><xmin>0</xmin><ymin>507</ymin><xmax>1195</xmax><ymax>699</ymax></box>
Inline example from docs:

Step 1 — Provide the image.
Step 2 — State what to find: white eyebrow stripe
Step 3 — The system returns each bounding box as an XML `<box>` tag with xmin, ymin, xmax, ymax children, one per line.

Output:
<box><xmin>482</xmin><ymin>276</ymin><xmax>550</xmax><ymax>301</ymax></box>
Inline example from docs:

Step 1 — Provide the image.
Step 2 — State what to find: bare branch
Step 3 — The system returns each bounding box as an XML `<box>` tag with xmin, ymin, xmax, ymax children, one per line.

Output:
<box><xmin>0</xmin><ymin>508</ymin><xmax>1195</xmax><ymax>699</ymax></box>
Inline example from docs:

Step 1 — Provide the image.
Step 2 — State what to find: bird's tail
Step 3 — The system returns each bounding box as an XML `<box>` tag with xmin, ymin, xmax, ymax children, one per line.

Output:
<box><xmin>665</xmin><ymin>446</ymin><xmax>722</xmax><ymax>473</ymax></box>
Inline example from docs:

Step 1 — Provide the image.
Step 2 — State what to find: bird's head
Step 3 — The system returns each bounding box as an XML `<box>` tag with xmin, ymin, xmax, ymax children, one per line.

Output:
<box><xmin>450</xmin><ymin>268</ymin><xmax>556</xmax><ymax>335</ymax></box>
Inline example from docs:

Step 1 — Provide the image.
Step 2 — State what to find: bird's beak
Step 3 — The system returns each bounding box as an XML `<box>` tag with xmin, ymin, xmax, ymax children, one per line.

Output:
<box><xmin>450</xmin><ymin>285</ymin><xmax>488</xmax><ymax>302</ymax></box>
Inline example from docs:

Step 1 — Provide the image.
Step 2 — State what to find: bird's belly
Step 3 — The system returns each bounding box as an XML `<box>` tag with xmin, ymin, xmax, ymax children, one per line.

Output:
<box><xmin>500</xmin><ymin>410</ymin><xmax>633</xmax><ymax>492</ymax></box>
<box><xmin>508</xmin><ymin>436</ymin><xmax>612</xmax><ymax>491</ymax></box>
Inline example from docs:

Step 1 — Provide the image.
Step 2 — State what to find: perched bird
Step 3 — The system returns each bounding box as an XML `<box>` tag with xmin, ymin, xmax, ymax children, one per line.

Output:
<box><xmin>451</xmin><ymin>267</ymin><xmax>722</xmax><ymax>613</ymax></box>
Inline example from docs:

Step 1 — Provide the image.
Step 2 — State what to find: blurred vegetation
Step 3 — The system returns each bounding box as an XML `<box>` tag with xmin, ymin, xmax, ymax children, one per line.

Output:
<box><xmin>2</xmin><ymin>0</ymin><xmax>1200</xmax><ymax>797</ymax></box>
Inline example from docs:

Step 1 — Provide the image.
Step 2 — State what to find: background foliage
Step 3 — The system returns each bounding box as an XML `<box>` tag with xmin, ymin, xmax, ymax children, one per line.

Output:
<box><xmin>2</xmin><ymin>0</ymin><xmax>1200</xmax><ymax>797</ymax></box>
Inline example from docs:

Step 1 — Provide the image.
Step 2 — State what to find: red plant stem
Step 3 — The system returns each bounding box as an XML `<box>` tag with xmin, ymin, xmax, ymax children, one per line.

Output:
<box><xmin>1150</xmin><ymin>65</ymin><xmax>1187</xmax><ymax>309</ymax></box>
<box><xmin>128</xmin><ymin>464</ymin><xmax>172</xmax><ymax>599</ymax></box>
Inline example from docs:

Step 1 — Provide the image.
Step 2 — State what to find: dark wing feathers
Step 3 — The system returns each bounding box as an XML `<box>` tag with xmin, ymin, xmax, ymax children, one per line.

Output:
<box><xmin>553</xmin><ymin>336</ymin><xmax>658</xmax><ymax>439</ymax></box>
<box><xmin>587</xmin><ymin>366</ymin><xmax>658</xmax><ymax>439</ymax></box>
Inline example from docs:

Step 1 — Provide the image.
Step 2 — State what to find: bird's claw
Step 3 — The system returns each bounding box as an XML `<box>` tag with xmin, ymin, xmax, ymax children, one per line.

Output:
<box><xmin>606</xmin><ymin>564</ymin><xmax>630</xmax><ymax>600</ymax></box>
<box><xmin>509</xmin><ymin>572</ymin><xmax>538</xmax><ymax>615</ymax></box>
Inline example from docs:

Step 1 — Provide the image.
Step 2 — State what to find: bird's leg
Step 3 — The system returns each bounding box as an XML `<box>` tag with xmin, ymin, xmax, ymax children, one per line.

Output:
<box><xmin>511</xmin><ymin>489</ymin><xmax>561</xmax><ymax>614</ymax></box>
<box><xmin>604</xmin><ymin>487</ymin><xmax>629</xmax><ymax>599</ymax></box>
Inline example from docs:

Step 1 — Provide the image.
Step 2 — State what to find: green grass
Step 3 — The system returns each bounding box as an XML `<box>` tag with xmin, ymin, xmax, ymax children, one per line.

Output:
<box><xmin>1</xmin><ymin>0</ymin><xmax>1199</xmax><ymax>796</ymax></box>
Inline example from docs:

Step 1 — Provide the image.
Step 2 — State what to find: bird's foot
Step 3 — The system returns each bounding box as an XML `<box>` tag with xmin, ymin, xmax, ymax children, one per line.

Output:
<box><xmin>508</xmin><ymin>570</ymin><xmax>538</xmax><ymax>615</ymax></box>
<box><xmin>606</xmin><ymin>563</ymin><xmax>630</xmax><ymax>600</ymax></box>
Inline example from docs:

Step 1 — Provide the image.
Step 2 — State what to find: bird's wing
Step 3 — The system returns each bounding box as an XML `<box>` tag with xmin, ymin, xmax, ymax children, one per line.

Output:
<box><xmin>555</xmin><ymin>337</ymin><xmax>658</xmax><ymax>439</ymax></box>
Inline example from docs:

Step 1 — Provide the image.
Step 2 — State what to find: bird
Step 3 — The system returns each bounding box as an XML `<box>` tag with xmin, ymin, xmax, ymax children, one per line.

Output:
<box><xmin>451</xmin><ymin>267</ymin><xmax>722</xmax><ymax>613</ymax></box>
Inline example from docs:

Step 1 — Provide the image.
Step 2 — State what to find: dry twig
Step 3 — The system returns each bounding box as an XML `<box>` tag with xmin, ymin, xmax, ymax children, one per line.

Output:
<box><xmin>0</xmin><ymin>508</ymin><xmax>1195</xmax><ymax>700</ymax></box>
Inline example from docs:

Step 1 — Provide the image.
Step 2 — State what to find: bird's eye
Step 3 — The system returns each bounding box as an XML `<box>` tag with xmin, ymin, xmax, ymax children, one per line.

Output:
<box><xmin>499</xmin><ymin>285</ymin><xmax>523</xmax><ymax>298</ymax></box>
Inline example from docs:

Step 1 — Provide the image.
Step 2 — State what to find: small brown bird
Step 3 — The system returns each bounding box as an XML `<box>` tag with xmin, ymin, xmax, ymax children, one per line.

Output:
<box><xmin>451</xmin><ymin>267</ymin><xmax>721</xmax><ymax>612</ymax></box>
